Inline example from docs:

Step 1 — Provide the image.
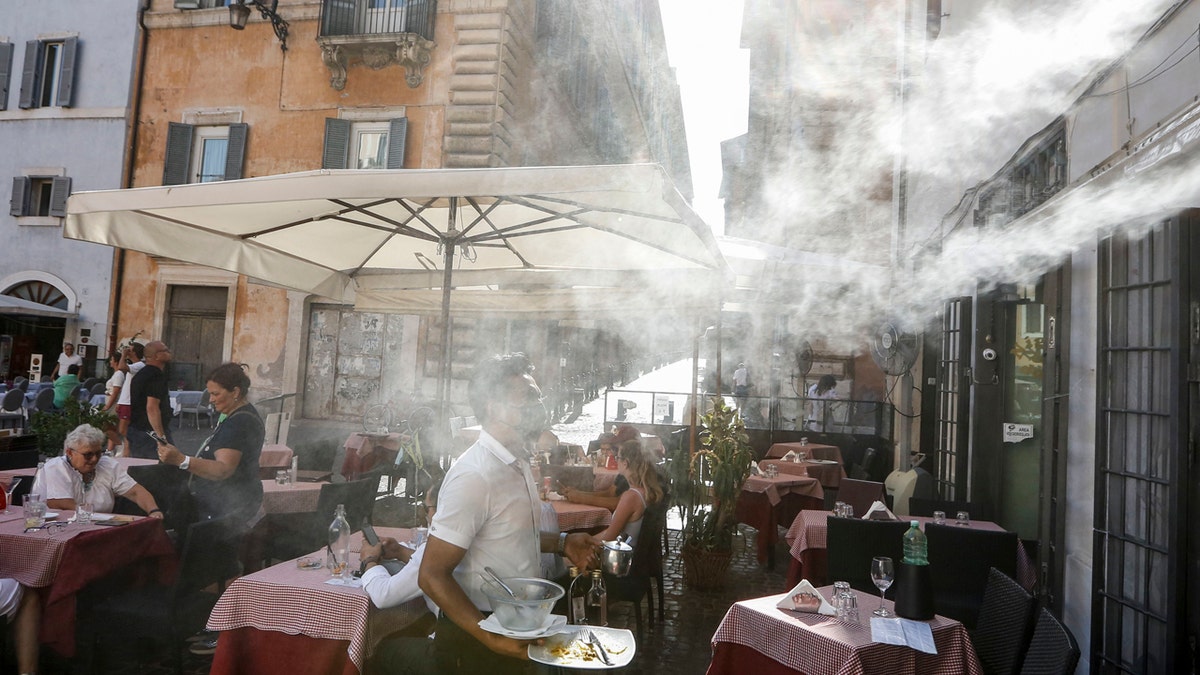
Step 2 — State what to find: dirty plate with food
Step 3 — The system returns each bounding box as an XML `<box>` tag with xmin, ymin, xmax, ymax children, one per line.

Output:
<box><xmin>528</xmin><ymin>626</ymin><xmax>635</xmax><ymax>669</ymax></box>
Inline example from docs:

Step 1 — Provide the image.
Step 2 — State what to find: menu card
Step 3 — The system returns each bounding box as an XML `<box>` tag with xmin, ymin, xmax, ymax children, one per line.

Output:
<box><xmin>869</xmin><ymin>617</ymin><xmax>937</xmax><ymax>654</ymax></box>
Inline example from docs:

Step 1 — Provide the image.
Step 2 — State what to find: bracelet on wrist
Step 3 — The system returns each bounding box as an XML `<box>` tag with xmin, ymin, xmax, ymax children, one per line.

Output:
<box><xmin>557</xmin><ymin>532</ymin><xmax>568</xmax><ymax>556</ymax></box>
<box><xmin>148</xmin><ymin>508</ymin><xmax>163</xmax><ymax>515</ymax></box>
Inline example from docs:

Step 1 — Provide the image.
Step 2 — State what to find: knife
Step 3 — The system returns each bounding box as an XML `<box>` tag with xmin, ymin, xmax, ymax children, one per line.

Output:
<box><xmin>587</xmin><ymin>630</ymin><xmax>613</xmax><ymax>666</ymax></box>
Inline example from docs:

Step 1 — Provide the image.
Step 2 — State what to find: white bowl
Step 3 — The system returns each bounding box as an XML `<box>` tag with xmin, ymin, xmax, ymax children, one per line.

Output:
<box><xmin>481</xmin><ymin>577</ymin><xmax>565</xmax><ymax>631</ymax></box>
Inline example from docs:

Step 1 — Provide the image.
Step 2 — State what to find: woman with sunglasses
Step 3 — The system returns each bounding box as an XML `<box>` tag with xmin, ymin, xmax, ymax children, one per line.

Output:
<box><xmin>592</xmin><ymin>439</ymin><xmax>664</xmax><ymax>547</ymax></box>
<box><xmin>37</xmin><ymin>424</ymin><xmax>164</xmax><ymax>518</ymax></box>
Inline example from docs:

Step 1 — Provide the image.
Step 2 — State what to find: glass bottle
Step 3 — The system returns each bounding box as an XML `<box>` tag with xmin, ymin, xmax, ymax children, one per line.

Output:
<box><xmin>567</xmin><ymin>566</ymin><xmax>588</xmax><ymax>624</ymax></box>
<box><xmin>585</xmin><ymin>569</ymin><xmax>607</xmax><ymax>626</ymax></box>
<box><xmin>327</xmin><ymin>503</ymin><xmax>351</xmax><ymax>579</ymax></box>
<box><xmin>902</xmin><ymin>520</ymin><xmax>928</xmax><ymax>565</ymax></box>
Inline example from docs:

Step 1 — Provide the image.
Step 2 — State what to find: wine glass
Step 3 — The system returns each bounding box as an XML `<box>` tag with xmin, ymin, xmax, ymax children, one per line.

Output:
<box><xmin>4</xmin><ymin>477</ymin><xmax>20</xmax><ymax>514</ymax></box>
<box><xmin>870</xmin><ymin>556</ymin><xmax>895</xmax><ymax>617</ymax></box>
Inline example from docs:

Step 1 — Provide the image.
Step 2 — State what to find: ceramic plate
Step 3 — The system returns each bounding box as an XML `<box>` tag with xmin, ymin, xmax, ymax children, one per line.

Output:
<box><xmin>479</xmin><ymin>613</ymin><xmax>567</xmax><ymax>639</ymax></box>
<box><xmin>809</xmin><ymin>459</ymin><xmax>839</xmax><ymax>465</ymax></box>
<box><xmin>529</xmin><ymin>626</ymin><xmax>636</xmax><ymax>669</ymax></box>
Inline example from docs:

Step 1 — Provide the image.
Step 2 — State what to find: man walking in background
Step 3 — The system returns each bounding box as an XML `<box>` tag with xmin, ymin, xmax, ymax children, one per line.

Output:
<box><xmin>127</xmin><ymin>340</ymin><xmax>174</xmax><ymax>460</ymax></box>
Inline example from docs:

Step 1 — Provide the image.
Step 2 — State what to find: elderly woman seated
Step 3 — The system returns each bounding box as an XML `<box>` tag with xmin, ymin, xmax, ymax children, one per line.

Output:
<box><xmin>36</xmin><ymin>424</ymin><xmax>164</xmax><ymax>518</ymax></box>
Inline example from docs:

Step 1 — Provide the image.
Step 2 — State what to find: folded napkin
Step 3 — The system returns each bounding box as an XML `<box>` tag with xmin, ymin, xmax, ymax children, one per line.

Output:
<box><xmin>776</xmin><ymin>579</ymin><xmax>836</xmax><ymax>615</ymax></box>
<box><xmin>749</xmin><ymin>461</ymin><xmax>762</xmax><ymax>476</ymax></box>
<box><xmin>862</xmin><ymin>500</ymin><xmax>898</xmax><ymax>521</ymax></box>
<box><xmin>781</xmin><ymin>450</ymin><xmax>798</xmax><ymax>462</ymax></box>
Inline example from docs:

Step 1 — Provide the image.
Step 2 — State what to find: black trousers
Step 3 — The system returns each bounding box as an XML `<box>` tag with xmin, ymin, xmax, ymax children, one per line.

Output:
<box><xmin>433</xmin><ymin>613</ymin><xmax>531</xmax><ymax>675</ymax></box>
<box><xmin>126</xmin><ymin>426</ymin><xmax>171</xmax><ymax>459</ymax></box>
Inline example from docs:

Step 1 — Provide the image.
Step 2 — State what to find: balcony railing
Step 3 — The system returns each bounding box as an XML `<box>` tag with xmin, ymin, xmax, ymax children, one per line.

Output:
<box><xmin>320</xmin><ymin>0</ymin><xmax>436</xmax><ymax>40</ymax></box>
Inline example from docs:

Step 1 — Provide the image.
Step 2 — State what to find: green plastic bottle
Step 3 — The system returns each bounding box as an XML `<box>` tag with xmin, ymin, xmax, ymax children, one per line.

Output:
<box><xmin>902</xmin><ymin>520</ymin><xmax>929</xmax><ymax>565</ymax></box>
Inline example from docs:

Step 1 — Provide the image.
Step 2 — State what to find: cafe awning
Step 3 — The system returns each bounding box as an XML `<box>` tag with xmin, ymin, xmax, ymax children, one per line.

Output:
<box><xmin>0</xmin><ymin>295</ymin><xmax>77</xmax><ymax>319</ymax></box>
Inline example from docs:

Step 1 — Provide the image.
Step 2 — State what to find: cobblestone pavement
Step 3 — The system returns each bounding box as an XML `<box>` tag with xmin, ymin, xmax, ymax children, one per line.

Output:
<box><xmin>50</xmin><ymin>522</ymin><xmax>789</xmax><ymax>674</ymax></box>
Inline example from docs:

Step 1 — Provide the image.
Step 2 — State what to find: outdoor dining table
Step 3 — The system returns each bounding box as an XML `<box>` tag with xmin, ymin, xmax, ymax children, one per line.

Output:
<box><xmin>0</xmin><ymin>509</ymin><xmax>176</xmax><ymax>657</ymax></box>
<box><xmin>765</xmin><ymin>441</ymin><xmax>843</xmax><ymax>463</ymax></box>
<box><xmin>260</xmin><ymin>478</ymin><xmax>328</xmax><ymax>515</ymax></box>
<box><xmin>783</xmin><ymin>510</ymin><xmax>1037</xmax><ymax>589</ymax></box>
<box><xmin>208</xmin><ymin>527</ymin><xmax>428</xmax><ymax>675</ymax></box>
<box><xmin>760</xmin><ymin>458</ymin><xmax>847</xmax><ymax>491</ymax></box>
<box><xmin>340</xmin><ymin>432</ymin><xmax>404</xmax><ymax>480</ymax></box>
<box><xmin>550</xmin><ymin>498</ymin><xmax>613</xmax><ymax>532</ymax></box>
<box><xmin>736</xmin><ymin>474</ymin><xmax>825</xmax><ymax>568</ymax></box>
<box><xmin>707</xmin><ymin>588</ymin><xmax>983</xmax><ymax>675</ymax></box>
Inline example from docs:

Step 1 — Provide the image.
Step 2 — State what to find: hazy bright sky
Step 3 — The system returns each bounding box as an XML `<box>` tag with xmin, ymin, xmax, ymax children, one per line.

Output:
<box><xmin>658</xmin><ymin>0</ymin><xmax>750</xmax><ymax>234</ymax></box>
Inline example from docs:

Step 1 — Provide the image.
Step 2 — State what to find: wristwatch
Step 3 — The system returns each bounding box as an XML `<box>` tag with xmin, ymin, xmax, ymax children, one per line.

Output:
<box><xmin>178</xmin><ymin>456</ymin><xmax>191</xmax><ymax>471</ymax></box>
<box><xmin>557</xmin><ymin>532</ymin><xmax>568</xmax><ymax>556</ymax></box>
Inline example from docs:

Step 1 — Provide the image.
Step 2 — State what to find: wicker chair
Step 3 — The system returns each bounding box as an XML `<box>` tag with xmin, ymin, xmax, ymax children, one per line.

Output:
<box><xmin>1018</xmin><ymin>607</ymin><xmax>1080</xmax><ymax>675</ymax></box>
<box><xmin>972</xmin><ymin>568</ymin><xmax>1036</xmax><ymax>675</ymax></box>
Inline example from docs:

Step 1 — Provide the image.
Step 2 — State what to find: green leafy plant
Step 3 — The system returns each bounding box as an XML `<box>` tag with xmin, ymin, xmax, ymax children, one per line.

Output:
<box><xmin>676</xmin><ymin>397</ymin><xmax>755</xmax><ymax>552</ymax></box>
<box><xmin>29</xmin><ymin>398</ymin><xmax>117</xmax><ymax>457</ymax></box>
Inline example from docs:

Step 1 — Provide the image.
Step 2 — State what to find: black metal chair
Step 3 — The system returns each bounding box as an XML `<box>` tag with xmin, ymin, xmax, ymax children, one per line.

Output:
<box><xmin>834</xmin><ymin>477</ymin><xmax>886</xmax><ymax>517</ymax></box>
<box><xmin>606</xmin><ymin>490</ymin><xmax>669</xmax><ymax>638</ymax></box>
<box><xmin>925</xmin><ymin>523</ymin><xmax>1018</xmax><ymax>628</ymax></box>
<box><xmin>89</xmin><ymin>381</ymin><xmax>108</xmax><ymax>396</ymax></box>
<box><xmin>266</xmin><ymin>478</ymin><xmax>377</xmax><ymax>564</ymax></box>
<box><xmin>826</xmin><ymin>517</ymin><xmax>909</xmax><ymax>595</ymax></box>
<box><xmin>908</xmin><ymin>497</ymin><xmax>991</xmax><ymax>521</ymax></box>
<box><xmin>81</xmin><ymin>377</ymin><xmax>102</xmax><ymax>393</ymax></box>
<box><xmin>33</xmin><ymin>387</ymin><xmax>57</xmax><ymax>412</ymax></box>
<box><xmin>0</xmin><ymin>389</ymin><xmax>26</xmax><ymax>430</ymax></box>
<box><xmin>0</xmin><ymin>450</ymin><xmax>38</xmax><ymax>471</ymax></box>
<box><xmin>1018</xmin><ymin>607</ymin><xmax>1080</xmax><ymax>675</ymax></box>
<box><xmin>5</xmin><ymin>474</ymin><xmax>33</xmax><ymax>507</ymax></box>
<box><xmin>84</xmin><ymin>516</ymin><xmax>242</xmax><ymax>674</ymax></box>
<box><xmin>13</xmin><ymin>377</ymin><xmax>28</xmax><ymax>392</ymax></box>
<box><xmin>972</xmin><ymin>568</ymin><xmax>1037</xmax><ymax>675</ymax></box>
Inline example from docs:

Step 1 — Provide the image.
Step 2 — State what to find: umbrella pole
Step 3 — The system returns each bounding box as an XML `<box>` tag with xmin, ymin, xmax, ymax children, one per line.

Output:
<box><xmin>437</xmin><ymin>198</ymin><xmax>457</xmax><ymax>448</ymax></box>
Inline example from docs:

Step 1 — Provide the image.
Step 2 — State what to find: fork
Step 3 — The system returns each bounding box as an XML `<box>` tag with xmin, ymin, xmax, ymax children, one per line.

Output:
<box><xmin>585</xmin><ymin>630</ymin><xmax>613</xmax><ymax>666</ymax></box>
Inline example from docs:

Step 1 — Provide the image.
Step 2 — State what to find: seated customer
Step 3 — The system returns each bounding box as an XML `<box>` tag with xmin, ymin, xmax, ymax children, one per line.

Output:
<box><xmin>1</xmin><ymin>579</ymin><xmax>39</xmax><ymax>675</ymax></box>
<box><xmin>52</xmin><ymin>364</ymin><xmax>81</xmax><ymax>409</ymax></box>
<box><xmin>37</xmin><ymin>424</ymin><xmax>165</xmax><ymax>518</ymax></box>
<box><xmin>561</xmin><ymin>428</ymin><xmax>640</xmax><ymax>511</ymax></box>
<box><xmin>360</xmin><ymin>482</ymin><xmax>441</xmax><ymax>615</ymax></box>
<box><xmin>591</xmin><ymin>440</ymin><xmax>665</xmax><ymax>547</ymax></box>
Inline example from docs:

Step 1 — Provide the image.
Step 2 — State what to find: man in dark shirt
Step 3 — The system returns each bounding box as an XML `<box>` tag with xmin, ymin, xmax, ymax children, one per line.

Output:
<box><xmin>127</xmin><ymin>340</ymin><xmax>175</xmax><ymax>460</ymax></box>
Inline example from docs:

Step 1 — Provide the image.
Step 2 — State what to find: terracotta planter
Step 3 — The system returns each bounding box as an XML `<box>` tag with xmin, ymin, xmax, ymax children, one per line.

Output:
<box><xmin>681</xmin><ymin>542</ymin><xmax>733</xmax><ymax>590</ymax></box>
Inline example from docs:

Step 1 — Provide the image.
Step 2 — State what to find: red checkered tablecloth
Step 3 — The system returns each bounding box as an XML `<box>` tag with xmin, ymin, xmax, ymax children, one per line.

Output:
<box><xmin>208</xmin><ymin>528</ymin><xmax>426</xmax><ymax>672</ymax></box>
<box><xmin>709</xmin><ymin>590</ymin><xmax>983</xmax><ymax>675</ymax></box>
<box><xmin>551</xmin><ymin>500</ymin><xmax>612</xmax><ymax>531</ymax></box>
<box><xmin>743</xmin><ymin>474</ymin><xmax>824</xmax><ymax>507</ymax></box>
<box><xmin>260</xmin><ymin>479</ymin><xmax>326</xmax><ymax>514</ymax></box>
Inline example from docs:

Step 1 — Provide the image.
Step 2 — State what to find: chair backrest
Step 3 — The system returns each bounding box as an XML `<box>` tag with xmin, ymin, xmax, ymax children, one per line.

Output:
<box><xmin>826</xmin><ymin>517</ymin><xmax>909</xmax><ymax>594</ymax></box>
<box><xmin>1018</xmin><ymin>607</ymin><xmax>1081</xmax><ymax>675</ymax></box>
<box><xmin>1</xmin><ymin>388</ymin><xmax>24</xmax><ymax>412</ymax></box>
<box><xmin>34</xmin><ymin>387</ymin><xmax>56</xmax><ymax>411</ymax></box>
<box><xmin>69</xmin><ymin>384</ymin><xmax>84</xmax><ymax>401</ymax></box>
<box><xmin>836</xmin><ymin>478</ymin><xmax>886</xmax><ymax>516</ymax></box>
<box><xmin>908</xmin><ymin>497</ymin><xmax>990</xmax><ymax>521</ymax></box>
<box><xmin>13</xmin><ymin>377</ymin><xmax>28</xmax><ymax>392</ymax></box>
<box><xmin>81</xmin><ymin>377</ymin><xmax>102</xmax><ymax>392</ymax></box>
<box><xmin>0</xmin><ymin>450</ymin><xmax>39</xmax><ymax>470</ymax></box>
<box><xmin>974</xmin><ymin>568</ymin><xmax>1037</xmax><ymax>675</ymax></box>
<box><xmin>8</xmin><ymin>475</ymin><xmax>33</xmax><ymax>506</ymax></box>
<box><xmin>175</xmin><ymin>516</ymin><xmax>242</xmax><ymax>599</ymax></box>
<box><xmin>311</xmin><ymin>478</ymin><xmax>377</xmax><ymax>543</ymax></box>
<box><xmin>849</xmin><ymin>447</ymin><xmax>878</xmax><ymax>480</ymax></box>
<box><xmin>926</xmin><ymin>523</ymin><xmax>1018</xmax><ymax>626</ymax></box>
<box><xmin>89</xmin><ymin>382</ymin><xmax>107</xmax><ymax>396</ymax></box>
<box><xmin>631</xmin><ymin>491</ymin><xmax>669</xmax><ymax>577</ymax></box>
<box><xmin>177</xmin><ymin>391</ymin><xmax>203</xmax><ymax>408</ymax></box>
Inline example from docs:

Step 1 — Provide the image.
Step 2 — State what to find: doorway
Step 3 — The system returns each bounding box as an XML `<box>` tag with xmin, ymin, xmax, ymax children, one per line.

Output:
<box><xmin>163</xmin><ymin>285</ymin><xmax>228</xmax><ymax>390</ymax></box>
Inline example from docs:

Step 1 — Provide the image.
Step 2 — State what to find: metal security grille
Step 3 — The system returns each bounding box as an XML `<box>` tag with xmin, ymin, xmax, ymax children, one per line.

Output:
<box><xmin>1093</xmin><ymin>220</ymin><xmax>1185</xmax><ymax>673</ymax></box>
<box><xmin>932</xmin><ymin>297</ymin><xmax>972</xmax><ymax>499</ymax></box>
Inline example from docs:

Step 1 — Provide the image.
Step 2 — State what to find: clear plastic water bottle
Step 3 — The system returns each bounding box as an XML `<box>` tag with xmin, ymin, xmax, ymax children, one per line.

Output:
<box><xmin>902</xmin><ymin>520</ymin><xmax>928</xmax><ymax>565</ymax></box>
<box><xmin>327</xmin><ymin>503</ymin><xmax>351</xmax><ymax>578</ymax></box>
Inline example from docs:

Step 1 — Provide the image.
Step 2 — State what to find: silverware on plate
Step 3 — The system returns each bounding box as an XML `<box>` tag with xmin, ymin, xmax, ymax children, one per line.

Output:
<box><xmin>586</xmin><ymin>630</ymin><xmax>613</xmax><ymax>666</ymax></box>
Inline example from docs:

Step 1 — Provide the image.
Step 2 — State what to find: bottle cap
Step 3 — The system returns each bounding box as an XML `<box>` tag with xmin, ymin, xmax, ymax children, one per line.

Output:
<box><xmin>911</xmin><ymin>520</ymin><xmax>919</xmax><ymax>527</ymax></box>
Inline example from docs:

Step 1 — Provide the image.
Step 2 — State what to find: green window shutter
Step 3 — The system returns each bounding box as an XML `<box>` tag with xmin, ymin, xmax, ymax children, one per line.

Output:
<box><xmin>0</xmin><ymin>43</ymin><xmax>13</xmax><ymax>112</ymax></box>
<box><xmin>224</xmin><ymin>123</ymin><xmax>248</xmax><ymax>180</ymax></box>
<box><xmin>163</xmin><ymin>122</ymin><xmax>194</xmax><ymax>185</ymax></box>
<box><xmin>56</xmin><ymin>37</ymin><xmax>78</xmax><ymax>108</ymax></box>
<box><xmin>48</xmin><ymin>176</ymin><xmax>72</xmax><ymax>218</ymax></box>
<box><xmin>322</xmin><ymin>118</ymin><xmax>351</xmax><ymax>169</ymax></box>
<box><xmin>10</xmin><ymin>176</ymin><xmax>30</xmax><ymax>216</ymax></box>
<box><xmin>17</xmin><ymin>41</ymin><xmax>41</xmax><ymax>110</ymax></box>
<box><xmin>386</xmin><ymin>117</ymin><xmax>408</xmax><ymax>169</ymax></box>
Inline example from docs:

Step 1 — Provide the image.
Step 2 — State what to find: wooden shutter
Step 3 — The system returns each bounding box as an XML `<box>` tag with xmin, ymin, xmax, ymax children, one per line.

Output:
<box><xmin>48</xmin><ymin>177</ymin><xmax>72</xmax><ymax>217</ymax></box>
<box><xmin>386</xmin><ymin>117</ymin><xmax>408</xmax><ymax>169</ymax></box>
<box><xmin>56</xmin><ymin>37</ymin><xmax>78</xmax><ymax>108</ymax></box>
<box><xmin>163</xmin><ymin>122</ymin><xmax>194</xmax><ymax>185</ymax></box>
<box><xmin>17</xmin><ymin>41</ymin><xmax>41</xmax><ymax>109</ymax></box>
<box><xmin>322</xmin><ymin>118</ymin><xmax>351</xmax><ymax>169</ymax></box>
<box><xmin>0</xmin><ymin>43</ymin><xmax>13</xmax><ymax>111</ymax></box>
<box><xmin>10</xmin><ymin>177</ymin><xmax>30</xmax><ymax>216</ymax></box>
<box><xmin>224</xmin><ymin>123</ymin><xmax>248</xmax><ymax>180</ymax></box>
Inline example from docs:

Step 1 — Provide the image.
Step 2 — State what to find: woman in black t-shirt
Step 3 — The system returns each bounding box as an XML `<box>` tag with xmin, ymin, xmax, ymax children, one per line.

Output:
<box><xmin>156</xmin><ymin>363</ymin><xmax>265</xmax><ymax>526</ymax></box>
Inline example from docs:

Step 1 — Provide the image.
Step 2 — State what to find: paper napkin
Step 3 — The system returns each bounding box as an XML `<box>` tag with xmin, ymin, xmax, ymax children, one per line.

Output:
<box><xmin>776</xmin><ymin>579</ymin><xmax>836</xmax><ymax>615</ymax></box>
<box><xmin>862</xmin><ymin>500</ymin><xmax>898</xmax><ymax>521</ymax></box>
<box><xmin>781</xmin><ymin>450</ymin><xmax>797</xmax><ymax>462</ymax></box>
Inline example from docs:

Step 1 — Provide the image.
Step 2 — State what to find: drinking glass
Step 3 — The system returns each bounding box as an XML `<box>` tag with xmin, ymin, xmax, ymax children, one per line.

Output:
<box><xmin>76</xmin><ymin>499</ymin><xmax>93</xmax><ymax>525</ymax></box>
<box><xmin>870</xmin><ymin>556</ymin><xmax>895</xmax><ymax>617</ymax></box>
<box><xmin>956</xmin><ymin>511</ymin><xmax>971</xmax><ymax>526</ymax></box>
<box><xmin>797</xmin><ymin>450</ymin><xmax>808</xmax><ymax>463</ymax></box>
<box><xmin>4</xmin><ymin>477</ymin><xmax>20</xmax><ymax>514</ymax></box>
<box><xmin>276</xmin><ymin>470</ymin><xmax>290</xmax><ymax>485</ymax></box>
<box><xmin>832</xmin><ymin>582</ymin><xmax>859</xmax><ymax>622</ymax></box>
<box><xmin>932</xmin><ymin>510</ymin><xmax>947</xmax><ymax>525</ymax></box>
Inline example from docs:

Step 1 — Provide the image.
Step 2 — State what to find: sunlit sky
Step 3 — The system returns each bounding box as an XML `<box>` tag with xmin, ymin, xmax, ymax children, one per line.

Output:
<box><xmin>658</xmin><ymin>0</ymin><xmax>750</xmax><ymax>235</ymax></box>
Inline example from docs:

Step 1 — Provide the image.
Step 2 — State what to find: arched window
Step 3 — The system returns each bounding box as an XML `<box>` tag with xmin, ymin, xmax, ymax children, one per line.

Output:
<box><xmin>4</xmin><ymin>280</ymin><xmax>68</xmax><ymax>309</ymax></box>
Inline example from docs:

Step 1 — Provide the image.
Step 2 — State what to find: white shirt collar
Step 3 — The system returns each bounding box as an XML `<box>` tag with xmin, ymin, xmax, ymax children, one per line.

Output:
<box><xmin>476</xmin><ymin>428</ymin><xmax>529</xmax><ymax>466</ymax></box>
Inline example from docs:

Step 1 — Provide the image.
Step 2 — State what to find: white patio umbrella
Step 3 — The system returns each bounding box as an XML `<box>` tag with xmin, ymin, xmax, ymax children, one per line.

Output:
<box><xmin>65</xmin><ymin>163</ymin><xmax>728</xmax><ymax>403</ymax></box>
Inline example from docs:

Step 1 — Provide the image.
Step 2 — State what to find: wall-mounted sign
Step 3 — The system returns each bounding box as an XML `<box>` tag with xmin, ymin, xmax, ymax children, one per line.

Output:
<box><xmin>1003</xmin><ymin>422</ymin><xmax>1034</xmax><ymax>443</ymax></box>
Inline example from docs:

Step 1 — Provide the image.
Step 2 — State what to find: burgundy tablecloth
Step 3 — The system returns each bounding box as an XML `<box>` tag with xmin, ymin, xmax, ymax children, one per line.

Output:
<box><xmin>708</xmin><ymin>590</ymin><xmax>983</xmax><ymax>675</ymax></box>
<box><xmin>737</xmin><ymin>476</ymin><xmax>825</xmax><ymax>565</ymax></box>
<box><xmin>761</xmin><ymin>459</ymin><xmax>846</xmax><ymax>490</ymax></box>
<box><xmin>783</xmin><ymin>511</ymin><xmax>1035</xmax><ymax>590</ymax></box>
<box><xmin>0</xmin><ymin>512</ymin><xmax>176</xmax><ymax>656</ymax></box>
<box><xmin>551</xmin><ymin>500</ymin><xmax>613</xmax><ymax>532</ymax></box>
<box><xmin>208</xmin><ymin>528</ymin><xmax>427</xmax><ymax>674</ymax></box>
<box><xmin>341</xmin><ymin>433</ymin><xmax>403</xmax><ymax>480</ymax></box>
<box><xmin>766</xmin><ymin>442</ymin><xmax>843</xmax><ymax>463</ymax></box>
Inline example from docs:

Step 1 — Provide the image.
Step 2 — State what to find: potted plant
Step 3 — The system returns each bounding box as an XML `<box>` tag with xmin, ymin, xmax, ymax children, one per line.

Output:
<box><xmin>29</xmin><ymin>397</ymin><xmax>117</xmax><ymax>458</ymax></box>
<box><xmin>673</xmin><ymin>396</ymin><xmax>754</xmax><ymax>589</ymax></box>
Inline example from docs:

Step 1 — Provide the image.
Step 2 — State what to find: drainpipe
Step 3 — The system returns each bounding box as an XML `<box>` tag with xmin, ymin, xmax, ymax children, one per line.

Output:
<box><xmin>109</xmin><ymin>0</ymin><xmax>151</xmax><ymax>353</ymax></box>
